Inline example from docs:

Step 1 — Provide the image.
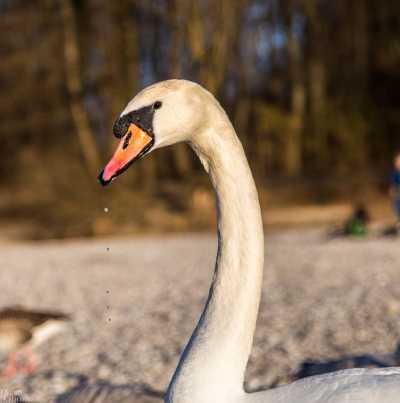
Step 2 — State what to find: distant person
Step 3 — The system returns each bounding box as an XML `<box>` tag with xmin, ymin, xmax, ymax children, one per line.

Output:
<box><xmin>390</xmin><ymin>152</ymin><xmax>400</xmax><ymax>229</ymax></box>
<box><xmin>329</xmin><ymin>203</ymin><xmax>370</xmax><ymax>238</ymax></box>
<box><xmin>343</xmin><ymin>204</ymin><xmax>370</xmax><ymax>236</ymax></box>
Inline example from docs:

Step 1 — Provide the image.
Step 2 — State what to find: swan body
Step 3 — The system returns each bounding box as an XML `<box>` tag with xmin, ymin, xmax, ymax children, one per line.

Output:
<box><xmin>60</xmin><ymin>80</ymin><xmax>400</xmax><ymax>402</ymax></box>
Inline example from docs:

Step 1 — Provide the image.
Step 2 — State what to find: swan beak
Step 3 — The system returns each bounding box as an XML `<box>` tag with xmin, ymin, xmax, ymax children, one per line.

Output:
<box><xmin>98</xmin><ymin>124</ymin><xmax>153</xmax><ymax>186</ymax></box>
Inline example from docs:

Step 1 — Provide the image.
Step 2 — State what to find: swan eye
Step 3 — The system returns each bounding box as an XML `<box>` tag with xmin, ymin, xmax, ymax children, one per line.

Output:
<box><xmin>153</xmin><ymin>101</ymin><xmax>162</xmax><ymax>110</ymax></box>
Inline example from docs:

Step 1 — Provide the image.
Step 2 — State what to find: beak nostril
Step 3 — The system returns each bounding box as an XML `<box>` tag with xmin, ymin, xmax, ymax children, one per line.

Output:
<box><xmin>122</xmin><ymin>132</ymin><xmax>132</xmax><ymax>150</ymax></box>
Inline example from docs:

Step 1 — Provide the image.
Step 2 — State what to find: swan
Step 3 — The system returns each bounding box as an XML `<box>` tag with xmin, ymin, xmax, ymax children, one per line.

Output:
<box><xmin>61</xmin><ymin>79</ymin><xmax>400</xmax><ymax>402</ymax></box>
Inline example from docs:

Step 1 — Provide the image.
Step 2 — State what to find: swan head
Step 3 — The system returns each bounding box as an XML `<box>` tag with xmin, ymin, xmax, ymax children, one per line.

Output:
<box><xmin>99</xmin><ymin>79</ymin><xmax>206</xmax><ymax>186</ymax></box>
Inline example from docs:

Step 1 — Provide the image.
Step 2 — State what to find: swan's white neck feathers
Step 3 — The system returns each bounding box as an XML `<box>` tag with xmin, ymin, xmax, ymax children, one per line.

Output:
<box><xmin>166</xmin><ymin>101</ymin><xmax>264</xmax><ymax>403</ymax></box>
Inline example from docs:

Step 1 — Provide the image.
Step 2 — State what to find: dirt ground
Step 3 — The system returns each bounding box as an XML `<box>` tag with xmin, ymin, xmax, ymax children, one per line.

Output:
<box><xmin>0</xmin><ymin>229</ymin><xmax>400</xmax><ymax>402</ymax></box>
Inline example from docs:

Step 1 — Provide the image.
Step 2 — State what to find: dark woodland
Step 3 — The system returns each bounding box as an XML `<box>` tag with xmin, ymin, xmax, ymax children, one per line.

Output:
<box><xmin>1</xmin><ymin>0</ymin><xmax>399</xmax><ymax>237</ymax></box>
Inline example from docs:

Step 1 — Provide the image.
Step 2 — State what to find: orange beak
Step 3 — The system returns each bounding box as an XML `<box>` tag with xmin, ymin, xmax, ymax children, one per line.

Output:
<box><xmin>99</xmin><ymin>124</ymin><xmax>153</xmax><ymax>186</ymax></box>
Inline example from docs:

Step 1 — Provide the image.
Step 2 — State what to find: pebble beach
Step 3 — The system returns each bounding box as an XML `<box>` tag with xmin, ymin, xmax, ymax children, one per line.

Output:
<box><xmin>1</xmin><ymin>229</ymin><xmax>400</xmax><ymax>402</ymax></box>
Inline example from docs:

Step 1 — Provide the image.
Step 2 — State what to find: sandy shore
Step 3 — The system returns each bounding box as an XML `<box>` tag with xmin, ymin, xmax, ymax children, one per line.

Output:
<box><xmin>0</xmin><ymin>229</ymin><xmax>400</xmax><ymax>402</ymax></box>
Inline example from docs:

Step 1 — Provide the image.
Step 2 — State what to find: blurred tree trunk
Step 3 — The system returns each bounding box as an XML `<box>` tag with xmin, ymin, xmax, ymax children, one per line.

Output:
<box><xmin>350</xmin><ymin>0</ymin><xmax>369</xmax><ymax>97</ymax></box>
<box><xmin>305</xmin><ymin>0</ymin><xmax>328</xmax><ymax>168</ymax></box>
<box><xmin>168</xmin><ymin>0</ymin><xmax>192</xmax><ymax>178</ymax></box>
<box><xmin>105</xmin><ymin>0</ymin><xmax>139</xmax><ymax>141</ymax></box>
<box><xmin>187</xmin><ymin>0</ymin><xmax>246</xmax><ymax>94</ymax></box>
<box><xmin>60</xmin><ymin>0</ymin><xmax>100</xmax><ymax>177</ymax></box>
<box><xmin>231</xmin><ymin>0</ymin><xmax>251</xmax><ymax>144</ymax></box>
<box><xmin>285</xmin><ymin>3</ymin><xmax>305</xmax><ymax>177</ymax></box>
<box><xmin>169</xmin><ymin>0</ymin><xmax>185</xmax><ymax>78</ymax></box>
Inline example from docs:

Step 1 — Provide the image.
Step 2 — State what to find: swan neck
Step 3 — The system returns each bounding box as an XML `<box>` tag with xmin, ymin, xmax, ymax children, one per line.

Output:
<box><xmin>166</xmin><ymin>118</ymin><xmax>264</xmax><ymax>402</ymax></box>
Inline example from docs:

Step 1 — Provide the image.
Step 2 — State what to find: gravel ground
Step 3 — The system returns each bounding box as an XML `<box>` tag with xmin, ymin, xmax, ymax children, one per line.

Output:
<box><xmin>0</xmin><ymin>229</ymin><xmax>400</xmax><ymax>402</ymax></box>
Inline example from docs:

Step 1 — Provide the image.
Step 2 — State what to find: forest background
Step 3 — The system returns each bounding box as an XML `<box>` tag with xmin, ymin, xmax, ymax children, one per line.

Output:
<box><xmin>1</xmin><ymin>0</ymin><xmax>399</xmax><ymax>238</ymax></box>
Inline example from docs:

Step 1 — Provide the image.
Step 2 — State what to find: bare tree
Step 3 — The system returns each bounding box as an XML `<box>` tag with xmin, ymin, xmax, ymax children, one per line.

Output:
<box><xmin>285</xmin><ymin>0</ymin><xmax>305</xmax><ymax>176</ymax></box>
<box><xmin>60</xmin><ymin>0</ymin><xmax>101</xmax><ymax>177</ymax></box>
<box><xmin>168</xmin><ymin>0</ymin><xmax>193</xmax><ymax>178</ymax></box>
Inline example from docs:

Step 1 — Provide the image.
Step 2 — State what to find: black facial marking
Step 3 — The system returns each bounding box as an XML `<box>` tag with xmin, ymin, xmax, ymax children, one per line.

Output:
<box><xmin>113</xmin><ymin>104</ymin><xmax>156</xmax><ymax>139</ymax></box>
<box><xmin>100</xmin><ymin>103</ymin><xmax>158</xmax><ymax>187</ymax></box>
